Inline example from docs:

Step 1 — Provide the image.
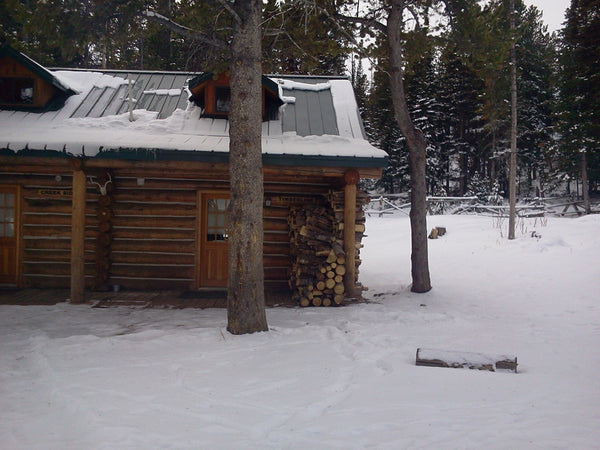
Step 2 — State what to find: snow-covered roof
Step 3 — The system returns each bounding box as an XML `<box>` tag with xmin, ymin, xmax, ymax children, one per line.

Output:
<box><xmin>0</xmin><ymin>66</ymin><xmax>387</xmax><ymax>167</ymax></box>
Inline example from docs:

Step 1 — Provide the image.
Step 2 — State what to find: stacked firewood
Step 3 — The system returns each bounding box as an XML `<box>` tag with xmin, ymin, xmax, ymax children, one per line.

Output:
<box><xmin>288</xmin><ymin>189</ymin><xmax>368</xmax><ymax>307</ymax></box>
<box><xmin>327</xmin><ymin>189</ymin><xmax>368</xmax><ymax>292</ymax></box>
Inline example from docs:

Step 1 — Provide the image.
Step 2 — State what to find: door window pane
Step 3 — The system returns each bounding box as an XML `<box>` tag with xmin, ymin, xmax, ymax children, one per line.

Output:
<box><xmin>0</xmin><ymin>193</ymin><xmax>15</xmax><ymax>237</ymax></box>
<box><xmin>206</xmin><ymin>198</ymin><xmax>229</xmax><ymax>241</ymax></box>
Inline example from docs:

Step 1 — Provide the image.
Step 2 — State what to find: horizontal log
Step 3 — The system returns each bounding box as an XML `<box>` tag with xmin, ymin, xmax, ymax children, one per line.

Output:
<box><xmin>23</xmin><ymin>274</ymin><xmax>90</xmax><ymax>289</ymax></box>
<box><xmin>22</xmin><ymin>199</ymin><xmax>82</xmax><ymax>214</ymax></box>
<box><xmin>263</xmin><ymin>218</ymin><xmax>289</xmax><ymax>232</ymax></box>
<box><xmin>264</xmin><ymin>231</ymin><xmax>291</xmax><ymax>243</ymax></box>
<box><xmin>23</xmin><ymin>262</ymin><xmax>95</xmax><ymax>277</ymax></box>
<box><xmin>263</xmin><ymin>242</ymin><xmax>291</xmax><ymax>256</ymax></box>
<box><xmin>263</xmin><ymin>206</ymin><xmax>291</xmax><ymax>219</ymax></box>
<box><xmin>264</xmin><ymin>255</ymin><xmax>290</xmax><ymax>268</ymax></box>
<box><xmin>23</xmin><ymin>237</ymin><xmax>95</xmax><ymax>251</ymax></box>
<box><xmin>111</xmin><ymin>252</ymin><xmax>195</xmax><ymax>266</ymax></box>
<box><xmin>112</xmin><ymin>202</ymin><xmax>196</xmax><ymax>217</ymax></box>
<box><xmin>415</xmin><ymin>348</ymin><xmax>518</xmax><ymax>373</ymax></box>
<box><xmin>23</xmin><ymin>214</ymin><xmax>97</xmax><ymax>227</ymax></box>
<box><xmin>22</xmin><ymin>225</ymin><xmax>97</xmax><ymax>239</ymax></box>
<box><xmin>109</xmin><ymin>277</ymin><xmax>193</xmax><ymax>291</ymax></box>
<box><xmin>112</xmin><ymin>239</ymin><xmax>195</xmax><ymax>254</ymax></box>
<box><xmin>23</xmin><ymin>248</ymin><xmax>92</xmax><ymax>263</ymax></box>
<box><xmin>108</xmin><ymin>177</ymin><xmax>227</xmax><ymax>191</ymax></box>
<box><xmin>113</xmin><ymin>190</ymin><xmax>196</xmax><ymax>204</ymax></box>
<box><xmin>264</xmin><ymin>266</ymin><xmax>289</xmax><ymax>281</ymax></box>
<box><xmin>110</xmin><ymin>264</ymin><xmax>194</xmax><ymax>280</ymax></box>
<box><xmin>112</xmin><ymin>216</ymin><xmax>196</xmax><ymax>229</ymax></box>
<box><xmin>112</xmin><ymin>228</ymin><xmax>194</xmax><ymax>240</ymax></box>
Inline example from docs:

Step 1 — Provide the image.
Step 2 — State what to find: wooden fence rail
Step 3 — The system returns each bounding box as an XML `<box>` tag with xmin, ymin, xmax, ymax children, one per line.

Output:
<box><xmin>365</xmin><ymin>195</ymin><xmax>594</xmax><ymax>218</ymax></box>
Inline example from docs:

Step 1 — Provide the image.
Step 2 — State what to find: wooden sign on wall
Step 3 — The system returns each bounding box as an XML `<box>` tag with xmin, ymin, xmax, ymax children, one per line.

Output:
<box><xmin>38</xmin><ymin>189</ymin><xmax>72</xmax><ymax>197</ymax></box>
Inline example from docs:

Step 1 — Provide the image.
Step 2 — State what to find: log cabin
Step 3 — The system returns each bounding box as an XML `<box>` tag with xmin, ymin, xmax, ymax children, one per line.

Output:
<box><xmin>0</xmin><ymin>44</ymin><xmax>387</xmax><ymax>306</ymax></box>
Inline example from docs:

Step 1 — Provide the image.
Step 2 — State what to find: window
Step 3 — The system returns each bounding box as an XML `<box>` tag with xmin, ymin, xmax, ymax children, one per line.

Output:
<box><xmin>206</xmin><ymin>198</ymin><xmax>229</xmax><ymax>241</ymax></box>
<box><xmin>0</xmin><ymin>193</ymin><xmax>15</xmax><ymax>237</ymax></box>
<box><xmin>0</xmin><ymin>77</ymin><xmax>35</xmax><ymax>104</ymax></box>
<box><xmin>214</xmin><ymin>86</ymin><xmax>231</xmax><ymax>114</ymax></box>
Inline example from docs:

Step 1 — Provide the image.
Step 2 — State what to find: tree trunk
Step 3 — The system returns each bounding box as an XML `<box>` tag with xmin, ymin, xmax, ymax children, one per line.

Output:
<box><xmin>226</xmin><ymin>0</ymin><xmax>268</xmax><ymax>334</ymax></box>
<box><xmin>387</xmin><ymin>0</ymin><xmax>431</xmax><ymax>293</ymax></box>
<box><xmin>508</xmin><ymin>0</ymin><xmax>518</xmax><ymax>240</ymax></box>
<box><xmin>581</xmin><ymin>150</ymin><xmax>591</xmax><ymax>214</ymax></box>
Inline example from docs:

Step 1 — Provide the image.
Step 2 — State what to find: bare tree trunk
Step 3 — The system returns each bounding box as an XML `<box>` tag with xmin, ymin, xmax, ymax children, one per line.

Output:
<box><xmin>227</xmin><ymin>0</ymin><xmax>268</xmax><ymax>334</ymax></box>
<box><xmin>581</xmin><ymin>150</ymin><xmax>591</xmax><ymax>214</ymax></box>
<box><xmin>508</xmin><ymin>0</ymin><xmax>518</xmax><ymax>240</ymax></box>
<box><xmin>388</xmin><ymin>0</ymin><xmax>431</xmax><ymax>293</ymax></box>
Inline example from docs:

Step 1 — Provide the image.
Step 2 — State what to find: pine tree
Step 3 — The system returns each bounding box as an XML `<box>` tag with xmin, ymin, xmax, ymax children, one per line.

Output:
<box><xmin>514</xmin><ymin>4</ymin><xmax>557</xmax><ymax>197</ymax></box>
<box><xmin>262</xmin><ymin>0</ymin><xmax>351</xmax><ymax>75</ymax></box>
<box><xmin>558</xmin><ymin>0</ymin><xmax>600</xmax><ymax>196</ymax></box>
<box><xmin>436</xmin><ymin>50</ymin><xmax>485</xmax><ymax>194</ymax></box>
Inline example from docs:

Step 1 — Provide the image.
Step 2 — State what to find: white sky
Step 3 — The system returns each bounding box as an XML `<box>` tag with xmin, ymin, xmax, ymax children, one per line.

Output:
<box><xmin>524</xmin><ymin>0</ymin><xmax>570</xmax><ymax>32</ymax></box>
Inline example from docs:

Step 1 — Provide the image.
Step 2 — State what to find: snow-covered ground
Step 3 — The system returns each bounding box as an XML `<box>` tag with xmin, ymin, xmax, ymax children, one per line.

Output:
<box><xmin>1</xmin><ymin>213</ymin><xmax>599</xmax><ymax>449</ymax></box>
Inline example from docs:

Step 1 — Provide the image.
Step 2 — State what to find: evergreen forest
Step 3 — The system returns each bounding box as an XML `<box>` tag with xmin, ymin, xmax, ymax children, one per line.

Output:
<box><xmin>2</xmin><ymin>0</ymin><xmax>598</xmax><ymax>200</ymax></box>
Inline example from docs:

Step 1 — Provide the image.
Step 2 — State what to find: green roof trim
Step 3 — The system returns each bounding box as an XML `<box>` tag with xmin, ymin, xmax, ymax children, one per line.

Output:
<box><xmin>2</xmin><ymin>146</ymin><xmax>387</xmax><ymax>169</ymax></box>
<box><xmin>95</xmin><ymin>148</ymin><xmax>386</xmax><ymax>168</ymax></box>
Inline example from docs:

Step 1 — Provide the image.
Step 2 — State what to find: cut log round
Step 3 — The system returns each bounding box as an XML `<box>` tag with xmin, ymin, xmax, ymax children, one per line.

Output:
<box><xmin>335</xmin><ymin>265</ymin><xmax>346</xmax><ymax>275</ymax></box>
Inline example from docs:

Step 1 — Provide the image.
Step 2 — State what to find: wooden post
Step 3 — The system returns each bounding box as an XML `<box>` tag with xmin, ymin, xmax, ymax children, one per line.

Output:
<box><xmin>343</xmin><ymin>169</ymin><xmax>359</xmax><ymax>298</ymax></box>
<box><xmin>70</xmin><ymin>161</ymin><xmax>86</xmax><ymax>304</ymax></box>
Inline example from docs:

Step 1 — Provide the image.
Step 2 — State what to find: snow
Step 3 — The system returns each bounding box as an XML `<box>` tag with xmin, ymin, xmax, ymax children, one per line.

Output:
<box><xmin>276</xmin><ymin>79</ymin><xmax>332</xmax><ymax>92</ymax></box>
<box><xmin>330</xmin><ymin>79</ymin><xmax>367</xmax><ymax>139</ymax></box>
<box><xmin>53</xmin><ymin>70</ymin><xmax>130</xmax><ymax>92</ymax></box>
<box><xmin>143</xmin><ymin>88</ymin><xmax>182</xmax><ymax>96</ymax></box>
<box><xmin>1</xmin><ymin>213</ymin><xmax>599</xmax><ymax>449</ymax></box>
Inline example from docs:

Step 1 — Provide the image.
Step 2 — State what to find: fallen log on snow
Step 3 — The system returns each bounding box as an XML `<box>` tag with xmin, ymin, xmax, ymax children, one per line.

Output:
<box><xmin>416</xmin><ymin>348</ymin><xmax>518</xmax><ymax>373</ymax></box>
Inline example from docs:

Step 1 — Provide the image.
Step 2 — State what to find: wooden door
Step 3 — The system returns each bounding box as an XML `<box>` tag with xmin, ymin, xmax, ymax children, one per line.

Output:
<box><xmin>199</xmin><ymin>193</ymin><xmax>230</xmax><ymax>287</ymax></box>
<box><xmin>0</xmin><ymin>186</ymin><xmax>20</xmax><ymax>285</ymax></box>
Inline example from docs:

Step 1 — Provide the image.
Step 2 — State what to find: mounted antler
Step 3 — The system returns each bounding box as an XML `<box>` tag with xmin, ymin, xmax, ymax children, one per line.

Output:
<box><xmin>88</xmin><ymin>172</ymin><xmax>112</xmax><ymax>196</ymax></box>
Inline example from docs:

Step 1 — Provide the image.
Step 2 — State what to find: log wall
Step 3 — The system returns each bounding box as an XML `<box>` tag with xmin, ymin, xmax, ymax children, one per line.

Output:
<box><xmin>3</xmin><ymin>162</ymin><xmax>339</xmax><ymax>294</ymax></box>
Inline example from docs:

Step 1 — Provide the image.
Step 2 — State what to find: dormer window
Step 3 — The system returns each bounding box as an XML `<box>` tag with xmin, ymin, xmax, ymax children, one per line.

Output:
<box><xmin>0</xmin><ymin>77</ymin><xmax>35</xmax><ymax>105</ymax></box>
<box><xmin>215</xmin><ymin>86</ymin><xmax>231</xmax><ymax>114</ymax></box>
<box><xmin>1</xmin><ymin>44</ymin><xmax>76</xmax><ymax>111</ymax></box>
<box><xmin>187</xmin><ymin>72</ymin><xmax>283</xmax><ymax>121</ymax></box>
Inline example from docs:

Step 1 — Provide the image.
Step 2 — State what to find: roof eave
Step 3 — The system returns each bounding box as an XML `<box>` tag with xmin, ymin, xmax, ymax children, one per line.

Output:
<box><xmin>2</xmin><ymin>146</ymin><xmax>388</xmax><ymax>169</ymax></box>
